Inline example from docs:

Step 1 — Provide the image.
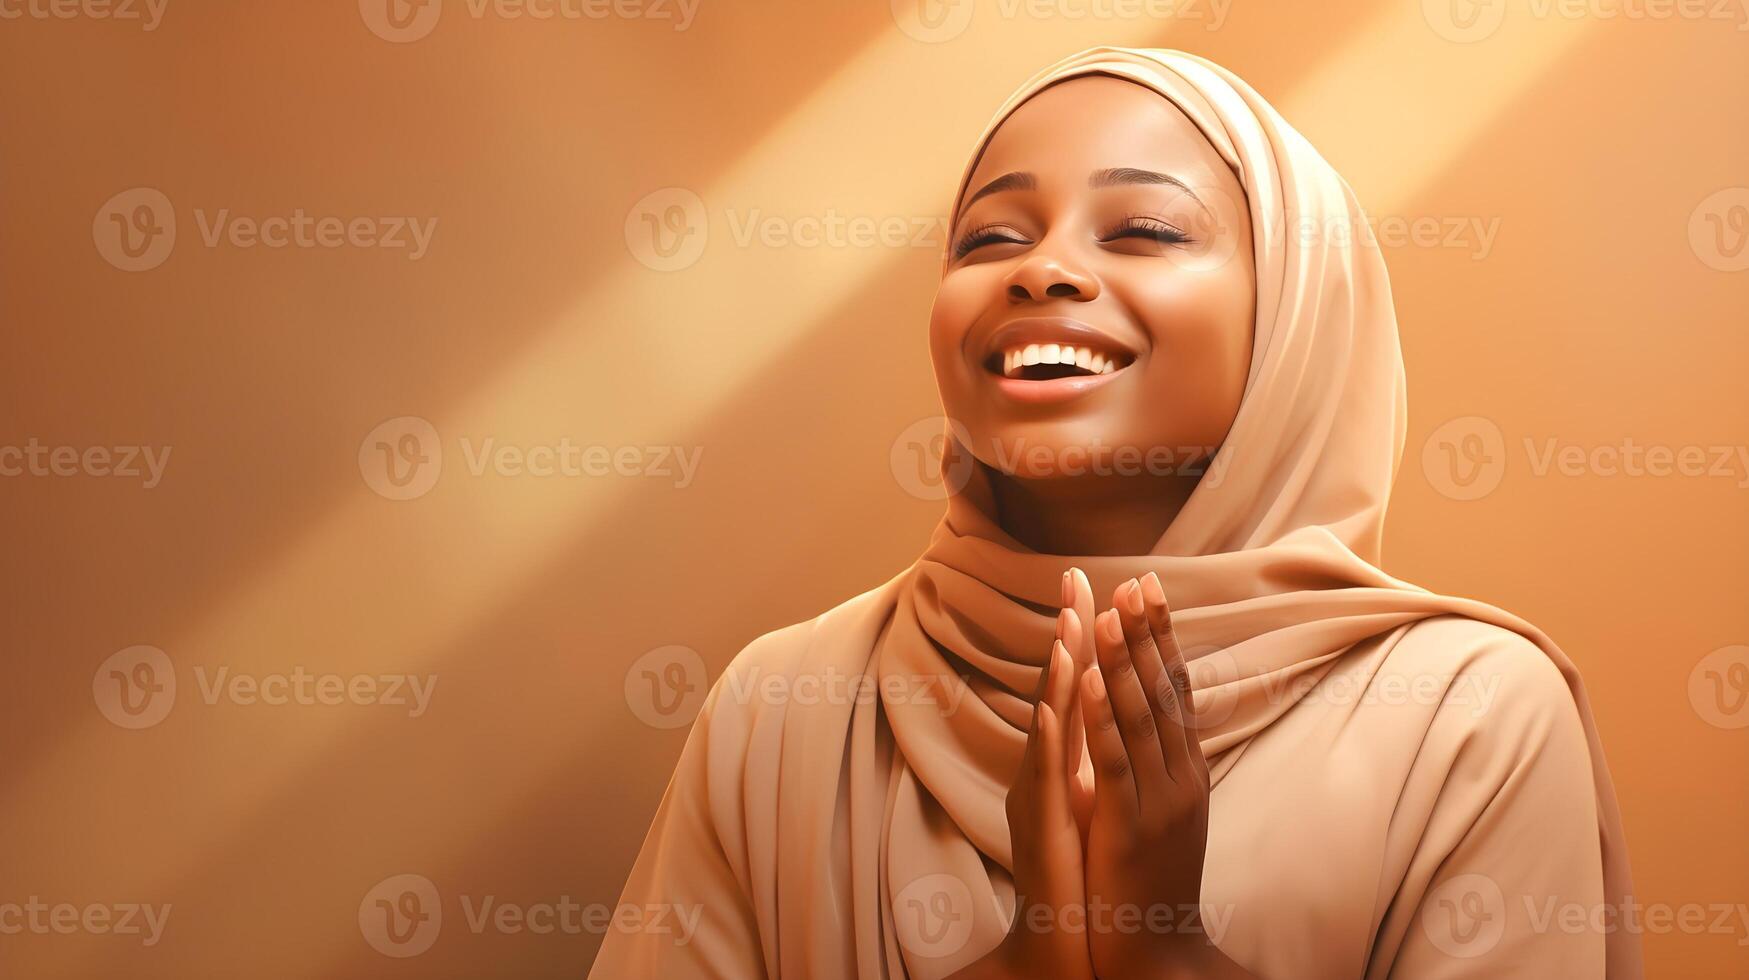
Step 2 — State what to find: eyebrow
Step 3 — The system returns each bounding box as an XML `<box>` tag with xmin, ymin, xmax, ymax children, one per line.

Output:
<box><xmin>961</xmin><ymin>171</ymin><xmax>1036</xmax><ymax>210</ymax></box>
<box><xmin>1089</xmin><ymin>167</ymin><xmax>1204</xmax><ymax>205</ymax></box>
<box><xmin>960</xmin><ymin>168</ymin><xmax>1205</xmax><ymax>212</ymax></box>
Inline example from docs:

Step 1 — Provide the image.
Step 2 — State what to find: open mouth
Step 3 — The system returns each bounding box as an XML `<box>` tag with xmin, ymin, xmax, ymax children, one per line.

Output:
<box><xmin>976</xmin><ymin>317</ymin><xmax>1141</xmax><ymax>404</ymax></box>
<box><xmin>984</xmin><ymin>343</ymin><xmax>1135</xmax><ymax>381</ymax></box>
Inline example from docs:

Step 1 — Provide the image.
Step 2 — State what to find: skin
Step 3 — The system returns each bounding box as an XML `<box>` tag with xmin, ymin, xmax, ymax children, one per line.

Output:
<box><xmin>957</xmin><ymin>575</ymin><xmax>1255</xmax><ymax>980</ymax></box>
<box><xmin>930</xmin><ymin>74</ymin><xmax>1255</xmax><ymax>557</ymax></box>
<box><xmin>936</xmin><ymin>77</ymin><xmax>1261</xmax><ymax>979</ymax></box>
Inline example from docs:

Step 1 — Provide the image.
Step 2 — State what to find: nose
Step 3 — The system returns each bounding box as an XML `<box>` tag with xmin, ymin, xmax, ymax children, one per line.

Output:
<box><xmin>1003</xmin><ymin>244</ymin><xmax>1100</xmax><ymax>304</ymax></box>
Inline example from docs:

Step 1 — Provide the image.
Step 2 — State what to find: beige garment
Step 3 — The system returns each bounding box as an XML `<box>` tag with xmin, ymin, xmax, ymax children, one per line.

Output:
<box><xmin>590</xmin><ymin>47</ymin><xmax>1640</xmax><ymax>979</ymax></box>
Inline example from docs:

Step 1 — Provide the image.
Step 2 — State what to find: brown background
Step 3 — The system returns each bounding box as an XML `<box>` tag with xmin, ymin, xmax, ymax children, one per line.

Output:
<box><xmin>2</xmin><ymin>1</ymin><xmax>1745</xmax><ymax>977</ymax></box>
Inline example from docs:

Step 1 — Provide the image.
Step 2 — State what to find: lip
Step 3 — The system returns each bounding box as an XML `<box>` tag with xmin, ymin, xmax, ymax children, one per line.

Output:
<box><xmin>977</xmin><ymin>316</ymin><xmax>1141</xmax><ymax>405</ymax></box>
<box><xmin>992</xmin><ymin>369</ymin><xmax>1123</xmax><ymax>404</ymax></box>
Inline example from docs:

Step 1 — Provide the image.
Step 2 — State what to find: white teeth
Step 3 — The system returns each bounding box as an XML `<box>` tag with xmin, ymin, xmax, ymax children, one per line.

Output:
<box><xmin>997</xmin><ymin>342</ymin><xmax>1126</xmax><ymax>378</ymax></box>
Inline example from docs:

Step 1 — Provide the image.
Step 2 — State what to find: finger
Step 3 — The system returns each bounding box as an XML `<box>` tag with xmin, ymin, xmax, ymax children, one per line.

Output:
<box><xmin>1067</xmin><ymin>567</ymin><xmax>1097</xmax><ymax>669</ymax></box>
<box><xmin>1030</xmin><ymin>691</ymin><xmax>1082</xmax><ymax>867</ymax></box>
<box><xmin>1079</xmin><ymin>665</ymin><xmax>1139</xmax><ymax>823</ymax></box>
<box><xmin>1044</xmin><ymin>640</ymin><xmax>1076</xmax><ymax>723</ymax></box>
<box><xmin>1008</xmin><ymin>695</ymin><xmax>1049</xmax><ymax>898</ymax></box>
<box><xmin>1056</xmin><ymin>576</ymin><xmax>1089</xmax><ymax>728</ymax></box>
<box><xmin>1026</xmin><ymin>701</ymin><xmax>1088</xmax><ymax>922</ymax></box>
<box><xmin>1054</xmin><ymin>605</ymin><xmax>1083</xmax><ymax>670</ymax></box>
<box><xmin>1048</xmin><ymin>613</ymin><xmax>1083</xmax><ymax>754</ymax></box>
<box><xmin>1094</xmin><ymin>599</ymin><xmax>1172</xmax><ymax>814</ymax></box>
<box><xmin>1029</xmin><ymin>599</ymin><xmax>1074</xmax><ymax>708</ymax></box>
<box><xmin>1009</xmin><ymin>649</ymin><xmax>1058</xmax><ymax>887</ymax></box>
<box><xmin>1015</xmin><ymin>643</ymin><xmax>1054</xmax><ymax>790</ymax></box>
<box><xmin>1025</xmin><ymin>641</ymin><xmax>1075</xmax><ymax>786</ymax></box>
<box><xmin>1032</xmin><ymin>696</ymin><xmax>1070</xmax><ymax>825</ymax></box>
<box><xmin>1141</xmin><ymin>572</ymin><xmax>1209</xmax><ymax>787</ymax></box>
<box><xmin>1121</xmin><ymin>575</ymin><xmax>1194</xmax><ymax>787</ymax></box>
<box><xmin>1060</xmin><ymin>571</ymin><xmax>1096</xmax><ymax>835</ymax></box>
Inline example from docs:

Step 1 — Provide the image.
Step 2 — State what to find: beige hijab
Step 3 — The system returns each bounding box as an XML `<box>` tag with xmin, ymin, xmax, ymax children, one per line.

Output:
<box><xmin>591</xmin><ymin>47</ymin><xmax>1640</xmax><ymax>980</ymax></box>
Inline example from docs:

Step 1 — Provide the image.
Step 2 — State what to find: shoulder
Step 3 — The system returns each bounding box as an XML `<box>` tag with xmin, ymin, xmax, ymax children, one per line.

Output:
<box><xmin>697</xmin><ymin>569</ymin><xmax>911</xmax><ymax>743</ymax></box>
<box><xmin>1388</xmin><ymin>614</ymin><xmax>1592</xmax><ymax>772</ymax></box>
<box><xmin>717</xmin><ymin>570</ymin><xmax>909</xmax><ymax>689</ymax></box>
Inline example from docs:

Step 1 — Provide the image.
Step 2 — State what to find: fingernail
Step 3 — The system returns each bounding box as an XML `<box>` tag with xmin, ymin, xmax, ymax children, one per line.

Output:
<box><xmin>1089</xmin><ymin>668</ymin><xmax>1107</xmax><ymax>699</ymax></box>
<box><xmin>1099</xmin><ymin>610</ymin><xmax>1122</xmax><ymax>643</ymax></box>
<box><xmin>1123</xmin><ymin>579</ymin><xmax>1144</xmax><ymax>616</ymax></box>
<box><xmin>1061</xmin><ymin>571</ymin><xmax>1072</xmax><ymax>608</ymax></box>
<box><xmin>1141</xmin><ymin>572</ymin><xmax>1166</xmax><ymax>609</ymax></box>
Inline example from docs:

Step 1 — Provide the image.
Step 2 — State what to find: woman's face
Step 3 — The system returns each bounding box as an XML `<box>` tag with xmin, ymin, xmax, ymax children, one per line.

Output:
<box><xmin>931</xmin><ymin>74</ymin><xmax>1255</xmax><ymax>481</ymax></box>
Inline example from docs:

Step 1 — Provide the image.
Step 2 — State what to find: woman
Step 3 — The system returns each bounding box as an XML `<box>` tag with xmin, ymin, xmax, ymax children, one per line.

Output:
<box><xmin>591</xmin><ymin>47</ymin><xmax>1639</xmax><ymax>979</ymax></box>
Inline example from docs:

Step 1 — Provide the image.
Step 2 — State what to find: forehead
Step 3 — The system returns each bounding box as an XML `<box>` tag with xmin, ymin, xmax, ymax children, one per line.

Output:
<box><xmin>965</xmin><ymin>74</ymin><xmax>1228</xmax><ymax>192</ymax></box>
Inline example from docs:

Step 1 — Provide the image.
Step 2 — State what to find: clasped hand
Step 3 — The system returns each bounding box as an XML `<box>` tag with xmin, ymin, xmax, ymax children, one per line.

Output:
<box><xmin>958</xmin><ymin>569</ymin><xmax>1229</xmax><ymax>980</ymax></box>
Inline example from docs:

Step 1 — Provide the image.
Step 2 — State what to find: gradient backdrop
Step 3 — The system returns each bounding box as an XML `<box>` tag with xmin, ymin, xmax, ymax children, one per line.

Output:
<box><xmin>2</xmin><ymin>1</ymin><xmax>1746</xmax><ymax>977</ymax></box>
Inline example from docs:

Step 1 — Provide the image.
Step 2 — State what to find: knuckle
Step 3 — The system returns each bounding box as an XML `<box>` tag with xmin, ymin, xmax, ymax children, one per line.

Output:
<box><xmin>1155</xmin><ymin>609</ymin><xmax>1176</xmax><ymax>636</ymax></box>
<box><xmin>1131</xmin><ymin>710</ymin><xmax>1157</xmax><ymax>738</ymax></box>
<box><xmin>1169</xmin><ymin>663</ymin><xmax>1191</xmax><ymax>691</ymax></box>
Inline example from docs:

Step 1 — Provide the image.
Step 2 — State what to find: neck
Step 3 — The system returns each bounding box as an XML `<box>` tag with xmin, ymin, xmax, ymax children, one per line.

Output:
<box><xmin>987</xmin><ymin>468</ymin><xmax>1199</xmax><ymax>556</ymax></box>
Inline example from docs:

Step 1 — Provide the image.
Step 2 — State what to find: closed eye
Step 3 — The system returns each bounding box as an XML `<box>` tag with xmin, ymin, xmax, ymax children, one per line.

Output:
<box><xmin>952</xmin><ymin>223</ymin><xmax>1029</xmax><ymax>259</ymax></box>
<box><xmin>1098</xmin><ymin>215</ymin><xmax>1192</xmax><ymax>245</ymax></box>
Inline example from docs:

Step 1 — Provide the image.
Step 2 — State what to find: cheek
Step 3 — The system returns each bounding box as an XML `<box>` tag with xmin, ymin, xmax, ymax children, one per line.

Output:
<box><xmin>928</xmin><ymin>270</ymin><xmax>996</xmax><ymax>378</ymax></box>
<box><xmin>1129</xmin><ymin>273</ymin><xmax>1253</xmax><ymax>435</ymax></box>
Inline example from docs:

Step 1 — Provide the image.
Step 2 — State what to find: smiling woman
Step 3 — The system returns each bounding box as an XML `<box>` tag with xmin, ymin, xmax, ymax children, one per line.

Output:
<box><xmin>589</xmin><ymin>47</ymin><xmax>1640</xmax><ymax>980</ymax></box>
<box><xmin>932</xmin><ymin>73</ymin><xmax>1254</xmax><ymax>558</ymax></box>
